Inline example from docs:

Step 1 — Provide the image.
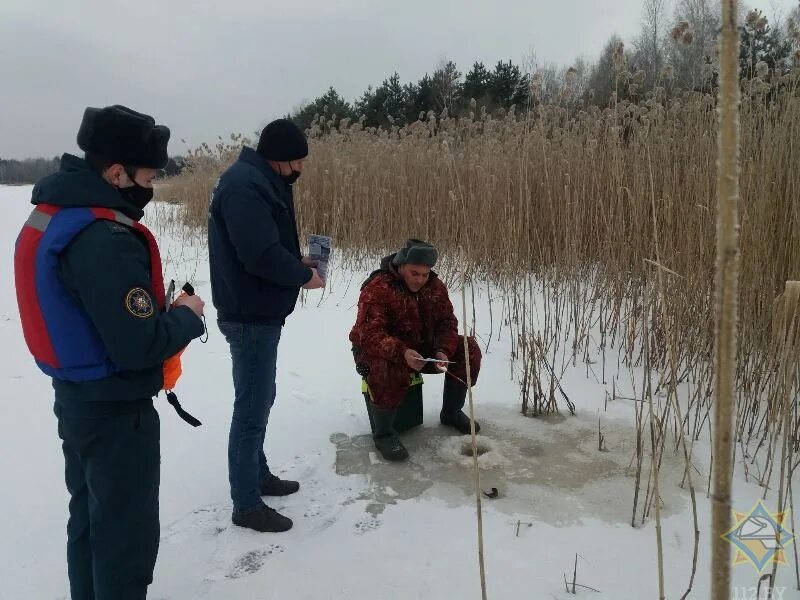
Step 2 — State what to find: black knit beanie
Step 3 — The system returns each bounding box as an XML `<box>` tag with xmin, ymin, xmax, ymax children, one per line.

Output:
<box><xmin>392</xmin><ymin>239</ymin><xmax>438</xmax><ymax>268</ymax></box>
<box><xmin>77</xmin><ymin>105</ymin><xmax>170</xmax><ymax>168</ymax></box>
<box><xmin>256</xmin><ymin>119</ymin><xmax>309</xmax><ymax>161</ymax></box>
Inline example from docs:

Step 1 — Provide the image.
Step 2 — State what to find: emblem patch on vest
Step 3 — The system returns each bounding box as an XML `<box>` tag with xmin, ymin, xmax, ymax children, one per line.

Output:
<box><xmin>125</xmin><ymin>288</ymin><xmax>154</xmax><ymax>318</ymax></box>
<box><xmin>105</xmin><ymin>221</ymin><xmax>130</xmax><ymax>235</ymax></box>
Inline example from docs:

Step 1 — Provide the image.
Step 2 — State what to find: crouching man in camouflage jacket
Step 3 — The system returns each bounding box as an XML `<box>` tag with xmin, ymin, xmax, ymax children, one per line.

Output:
<box><xmin>349</xmin><ymin>239</ymin><xmax>481</xmax><ymax>461</ymax></box>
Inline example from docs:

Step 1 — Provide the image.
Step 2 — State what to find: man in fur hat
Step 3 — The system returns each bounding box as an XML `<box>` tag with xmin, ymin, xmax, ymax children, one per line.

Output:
<box><xmin>14</xmin><ymin>105</ymin><xmax>206</xmax><ymax>599</ymax></box>
<box><xmin>350</xmin><ymin>239</ymin><xmax>482</xmax><ymax>461</ymax></box>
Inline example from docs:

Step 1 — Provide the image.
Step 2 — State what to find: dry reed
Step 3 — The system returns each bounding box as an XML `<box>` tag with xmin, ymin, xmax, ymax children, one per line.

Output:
<box><xmin>162</xmin><ymin>51</ymin><xmax>800</xmax><ymax>591</ymax></box>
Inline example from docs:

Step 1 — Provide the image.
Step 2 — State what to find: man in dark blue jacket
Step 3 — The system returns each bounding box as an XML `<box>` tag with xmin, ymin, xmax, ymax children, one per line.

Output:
<box><xmin>209</xmin><ymin>119</ymin><xmax>324</xmax><ymax>532</ymax></box>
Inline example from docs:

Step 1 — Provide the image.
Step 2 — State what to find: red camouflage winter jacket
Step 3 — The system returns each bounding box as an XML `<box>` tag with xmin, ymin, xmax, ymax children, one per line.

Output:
<box><xmin>349</xmin><ymin>254</ymin><xmax>459</xmax><ymax>364</ymax></box>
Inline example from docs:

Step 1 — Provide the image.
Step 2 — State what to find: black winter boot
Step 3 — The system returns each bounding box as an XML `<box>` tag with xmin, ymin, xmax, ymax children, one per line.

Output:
<box><xmin>232</xmin><ymin>505</ymin><xmax>293</xmax><ymax>532</ymax></box>
<box><xmin>441</xmin><ymin>377</ymin><xmax>481</xmax><ymax>435</ymax></box>
<box><xmin>260</xmin><ymin>473</ymin><xmax>300</xmax><ymax>496</ymax></box>
<box><xmin>372</xmin><ymin>407</ymin><xmax>409</xmax><ymax>461</ymax></box>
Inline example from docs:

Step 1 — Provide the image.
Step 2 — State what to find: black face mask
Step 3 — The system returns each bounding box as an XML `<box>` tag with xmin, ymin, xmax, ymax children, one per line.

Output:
<box><xmin>281</xmin><ymin>170</ymin><xmax>301</xmax><ymax>186</ymax></box>
<box><xmin>120</xmin><ymin>168</ymin><xmax>154</xmax><ymax>209</ymax></box>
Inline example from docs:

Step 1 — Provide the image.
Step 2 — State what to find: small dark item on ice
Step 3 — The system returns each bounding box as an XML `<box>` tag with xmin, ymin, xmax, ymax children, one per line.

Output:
<box><xmin>515</xmin><ymin>520</ymin><xmax>533</xmax><ymax>537</ymax></box>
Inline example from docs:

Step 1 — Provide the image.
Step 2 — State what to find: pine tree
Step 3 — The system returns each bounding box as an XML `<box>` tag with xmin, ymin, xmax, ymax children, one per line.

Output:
<box><xmin>463</xmin><ymin>62</ymin><xmax>491</xmax><ymax>109</ymax></box>
<box><xmin>355</xmin><ymin>73</ymin><xmax>408</xmax><ymax>127</ymax></box>
<box><xmin>740</xmin><ymin>9</ymin><xmax>793</xmax><ymax>78</ymax></box>
<box><xmin>291</xmin><ymin>87</ymin><xmax>355</xmax><ymax>130</ymax></box>
<box><xmin>488</xmin><ymin>60</ymin><xmax>525</xmax><ymax>109</ymax></box>
<box><xmin>404</xmin><ymin>74</ymin><xmax>436</xmax><ymax>122</ymax></box>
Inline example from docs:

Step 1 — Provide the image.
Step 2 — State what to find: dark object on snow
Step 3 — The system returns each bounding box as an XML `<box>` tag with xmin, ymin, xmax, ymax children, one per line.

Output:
<box><xmin>260</xmin><ymin>473</ymin><xmax>300</xmax><ymax>496</ymax></box>
<box><xmin>483</xmin><ymin>487</ymin><xmax>499</xmax><ymax>499</ymax></box>
<box><xmin>232</xmin><ymin>505</ymin><xmax>293</xmax><ymax>532</ymax></box>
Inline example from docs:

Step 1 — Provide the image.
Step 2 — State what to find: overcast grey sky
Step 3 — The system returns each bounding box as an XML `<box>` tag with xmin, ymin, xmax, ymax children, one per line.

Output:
<box><xmin>0</xmin><ymin>0</ymin><xmax>793</xmax><ymax>159</ymax></box>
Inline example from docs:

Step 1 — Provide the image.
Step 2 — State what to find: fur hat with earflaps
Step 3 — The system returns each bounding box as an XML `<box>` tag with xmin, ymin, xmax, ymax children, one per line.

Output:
<box><xmin>392</xmin><ymin>239</ymin><xmax>438</xmax><ymax>268</ymax></box>
<box><xmin>77</xmin><ymin>105</ymin><xmax>170</xmax><ymax>168</ymax></box>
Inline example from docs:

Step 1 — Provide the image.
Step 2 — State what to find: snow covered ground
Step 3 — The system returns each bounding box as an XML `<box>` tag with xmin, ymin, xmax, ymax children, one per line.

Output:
<box><xmin>1</xmin><ymin>184</ymin><xmax>797</xmax><ymax>599</ymax></box>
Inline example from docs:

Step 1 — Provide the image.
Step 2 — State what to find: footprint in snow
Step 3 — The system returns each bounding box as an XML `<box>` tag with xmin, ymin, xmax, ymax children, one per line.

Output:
<box><xmin>291</xmin><ymin>390</ymin><xmax>314</xmax><ymax>404</ymax></box>
<box><xmin>226</xmin><ymin>545</ymin><xmax>284</xmax><ymax>579</ymax></box>
<box><xmin>354</xmin><ymin>515</ymin><xmax>381</xmax><ymax>535</ymax></box>
<box><xmin>161</xmin><ymin>504</ymin><xmax>228</xmax><ymax>544</ymax></box>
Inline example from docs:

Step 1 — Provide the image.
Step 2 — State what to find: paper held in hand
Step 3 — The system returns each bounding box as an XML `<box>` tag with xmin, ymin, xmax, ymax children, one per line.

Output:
<box><xmin>307</xmin><ymin>234</ymin><xmax>332</xmax><ymax>282</ymax></box>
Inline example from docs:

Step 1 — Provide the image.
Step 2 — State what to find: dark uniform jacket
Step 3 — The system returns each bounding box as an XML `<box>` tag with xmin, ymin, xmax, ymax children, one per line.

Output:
<box><xmin>32</xmin><ymin>154</ymin><xmax>204</xmax><ymax>416</ymax></box>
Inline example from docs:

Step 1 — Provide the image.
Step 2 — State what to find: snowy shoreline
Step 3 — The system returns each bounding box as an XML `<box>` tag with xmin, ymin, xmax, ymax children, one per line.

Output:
<box><xmin>1</xmin><ymin>185</ymin><xmax>796</xmax><ymax>599</ymax></box>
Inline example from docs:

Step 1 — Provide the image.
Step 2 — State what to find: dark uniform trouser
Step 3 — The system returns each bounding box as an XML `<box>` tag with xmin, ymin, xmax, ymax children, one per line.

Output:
<box><xmin>55</xmin><ymin>404</ymin><xmax>160</xmax><ymax>600</ymax></box>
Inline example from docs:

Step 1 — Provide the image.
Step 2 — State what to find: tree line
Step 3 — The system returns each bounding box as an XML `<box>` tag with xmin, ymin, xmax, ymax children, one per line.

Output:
<box><xmin>290</xmin><ymin>0</ymin><xmax>800</xmax><ymax>130</ymax></box>
<box><xmin>4</xmin><ymin>0</ymin><xmax>798</xmax><ymax>183</ymax></box>
<box><xmin>0</xmin><ymin>156</ymin><xmax>186</xmax><ymax>185</ymax></box>
<box><xmin>0</xmin><ymin>157</ymin><xmax>60</xmax><ymax>185</ymax></box>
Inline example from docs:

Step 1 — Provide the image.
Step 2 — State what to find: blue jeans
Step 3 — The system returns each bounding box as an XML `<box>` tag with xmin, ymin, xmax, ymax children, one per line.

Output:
<box><xmin>218</xmin><ymin>321</ymin><xmax>282</xmax><ymax>515</ymax></box>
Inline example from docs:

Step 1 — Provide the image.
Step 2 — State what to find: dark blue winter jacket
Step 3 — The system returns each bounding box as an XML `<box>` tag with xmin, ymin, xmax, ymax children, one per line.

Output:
<box><xmin>208</xmin><ymin>147</ymin><xmax>312</xmax><ymax>325</ymax></box>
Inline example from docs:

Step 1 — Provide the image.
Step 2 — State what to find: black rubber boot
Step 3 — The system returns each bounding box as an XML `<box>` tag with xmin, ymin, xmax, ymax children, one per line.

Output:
<box><xmin>260</xmin><ymin>473</ymin><xmax>300</xmax><ymax>496</ymax></box>
<box><xmin>440</xmin><ymin>377</ymin><xmax>480</xmax><ymax>435</ymax></box>
<box><xmin>232</xmin><ymin>505</ymin><xmax>293</xmax><ymax>532</ymax></box>
<box><xmin>372</xmin><ymin>407</ymin><xmax>409</xmax><ymax>461</ymax></box>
